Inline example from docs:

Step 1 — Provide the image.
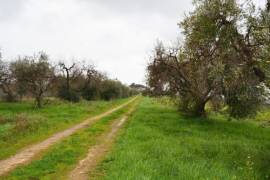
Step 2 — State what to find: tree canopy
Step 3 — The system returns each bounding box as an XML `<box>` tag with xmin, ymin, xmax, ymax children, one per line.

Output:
<box><xmin>147</xmin><ymin>0</ymin><xmax>270</xmax><ymax>117</ymax></box>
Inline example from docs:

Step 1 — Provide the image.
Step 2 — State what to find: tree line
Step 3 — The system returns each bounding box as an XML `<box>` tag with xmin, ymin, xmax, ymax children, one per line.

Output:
<box><xmin>0</xmin><ymin>52</ymin><xmax>137</xmax><ymax>108</ymax></box>
<box><xmin>147</xmin><ymin>0</ymin><xmax>270</xmax><ymax>118</ymax></box>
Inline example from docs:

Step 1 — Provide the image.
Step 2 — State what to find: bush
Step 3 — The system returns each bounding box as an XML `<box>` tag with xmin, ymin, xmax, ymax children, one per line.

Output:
<box><xmin>81</xmin><ymin>86</ymin><xmax>100</xmax><ymax>101</ymax></box>
<box><xmin>121</xmin><ymin>86</ymin><xmax>130</xmax><ymax>98</ymax></box>
<box><xmin>57</xmin><ymin>86</ymin><xmax>80</xmax><ymax>102</ymax></box>
<box><xmin>100</xmin><ymin>80</ymin><xmax>122</xmax><ymax>101</ymax></box>
<box><xmin>225</xmin><ymin>85</ymin><xmax>263</xmax><ymax>118</ymax></box>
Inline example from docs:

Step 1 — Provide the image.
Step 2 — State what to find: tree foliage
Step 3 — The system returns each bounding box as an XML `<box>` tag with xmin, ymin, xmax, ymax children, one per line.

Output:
<box><xmin>11</xmin><ymin>52</ymin><xmax>55</xmax><ymax>108</ymax></box>
<box><xmin>147</xmin><ymin>0</ymin><xmax>270</xmax><ymax>117</ymax></box>
<box><xmin>0</xmin><ymin>51</ymin><xmax>135</xmax><ymax>106</ymax></box>
<box><xmin>0</xmin><ymin>56</ymin><xmax>17</xmax><ymax>102</ymax></box>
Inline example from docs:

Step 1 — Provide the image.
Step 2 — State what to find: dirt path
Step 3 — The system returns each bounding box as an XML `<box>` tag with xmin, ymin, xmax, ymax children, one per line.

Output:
<box><xmin>0</xmin><ymin>97</ymin><xmax>138</xmax><ymax>176</ymax></box>
<box><xmin>68</xmin><ymin>104</ymin><xmax>137</xmax><ymax>180</ymax></box>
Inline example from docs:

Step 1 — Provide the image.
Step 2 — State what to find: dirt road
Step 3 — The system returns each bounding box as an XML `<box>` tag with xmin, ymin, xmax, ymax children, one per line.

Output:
<box><xmin>0</xmin><ymin>97</ymin><xmax>137</xmax><ymax>176</ymax></box>
<box><xmin>68</xmin><ymin>104</ymin><xmax>136</xmax><ymax>180</ymax></box>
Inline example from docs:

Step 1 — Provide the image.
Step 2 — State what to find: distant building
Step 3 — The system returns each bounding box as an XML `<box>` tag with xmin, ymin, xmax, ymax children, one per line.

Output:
<box><xmin>129</xmin><ymin>83</ymin><xmax>147</xmax><ymax>92</ymax></box>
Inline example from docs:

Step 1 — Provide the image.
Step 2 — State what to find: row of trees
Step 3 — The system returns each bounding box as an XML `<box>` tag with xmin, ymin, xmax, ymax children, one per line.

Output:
<box><xmin>0</xmin><ymin>52</ymin><xmax>136</xmax><ymax>107</ymax></box>
<box><xmin>147</xmin><ymin>0</ymin><xmax>270</xmax><ymax>117</ymax></box>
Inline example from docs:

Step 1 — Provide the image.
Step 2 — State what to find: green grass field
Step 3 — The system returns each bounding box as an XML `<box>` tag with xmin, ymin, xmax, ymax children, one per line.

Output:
<box><xmin>2</xmin><ymin>98</ymin><xmax>139</xmax><ymax>180</ymax></box>
<box><xmin>94</xmin><ymin>98</ymin><xmax>270</xmax><ymax>180</ymax></box>
<box><xmin>0</xmin><ymin>98</ymin><xmax>130</xmax><ymax>160</ymax></box>
<box><xmin>1</xmin><ymin>97</ymin><xmax>269</xmax><ymax>179</ymax></box>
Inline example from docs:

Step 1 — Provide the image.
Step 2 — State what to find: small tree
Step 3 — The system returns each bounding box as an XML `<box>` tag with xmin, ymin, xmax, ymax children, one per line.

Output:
<box><xmin>11</xmin><ymin>52</ymin><xmax>55</xmax><ymax>108</ymax></box>
<box><xmin>0</xmin><ymin>54</ymin><xmax>17</xmax><ymax>102</ymax></box>
<box><xmin>58</xmin><ymin>62</ymin><xmax>81</xmax><ymax>102</ymax></box>
<box><xmin>59</xmin><ymin>62</ymin><xmax>75</xmax><ymax>95</ymax></box>
<box><xmin>81</xmin><ymin>65</ymin><xmax>105</xmax><ymax>100</ymax></box>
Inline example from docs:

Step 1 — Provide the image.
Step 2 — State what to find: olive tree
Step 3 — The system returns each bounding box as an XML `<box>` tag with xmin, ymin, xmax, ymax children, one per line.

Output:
<box><xmin>147</xmin><ymin>0</ymin><xmax>268</xmax><ymax>117</ymax></box>
<box><xmin>81</xmin><ymin>64</ymin><xmax>105</xmax><ymax>100</ymax></box>
<box><xmin>0</xmin><ymin>55</ymin><xmax>17</xmax><ymax>101</ymax></box>
<box><xmin>11</xmin><ymin>52</ymin><xmax>55</xmax><ymax>108</ymax></box>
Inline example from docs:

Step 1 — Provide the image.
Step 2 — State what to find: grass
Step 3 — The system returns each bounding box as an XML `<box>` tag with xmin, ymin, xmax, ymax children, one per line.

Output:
<box><xmin>0</xmin><ymin>98</ymin><xmax>131</xmax><ymax>160</ymax></box>
<box><xmin>2</xmin><ymin>98</ymin><xmax>140</xmax><ymax>180</ymax></box>
<box><xmin>94</xmin><ymin>97</ymin><xmax>270</xmax><ymax>180</ymax></box>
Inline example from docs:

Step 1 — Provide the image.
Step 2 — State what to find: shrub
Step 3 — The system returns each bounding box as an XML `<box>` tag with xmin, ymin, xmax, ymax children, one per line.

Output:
<box><xmin>13</xmin><ymin>113</ymin><xmax>44</xmax><ymax>132</ymax></box>
<box><xmin>57</xmin><ymin>85</ymin><xmax>80</xmax><ymax>102</ymax></box>
<box><xmin>100</xmin><ymin>80</ymin><xmax>122</xmax><ymax>101</ymax></box>
<box><xmin>81</xmin><ymin>86</ymin><xmax>100</xmax><ymax>101</ymax></box>
<box><xmin>225</xmin><ymin>85</ymin><xmax>263</xmax><ymax>118</ymax></box>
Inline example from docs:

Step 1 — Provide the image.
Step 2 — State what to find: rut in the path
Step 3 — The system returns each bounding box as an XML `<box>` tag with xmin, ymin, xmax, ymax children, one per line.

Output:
<box><xmin>68</xmin><ymin>116</ymin><xmax>129</xmax><ymax>180</ymax></box>
<box><xmin>0</xmin><ymin>97</ymin><xmax>137</xmax><ymax>176</ymax></box>
<box><xmin>68</xmin><ymin>104</ymin><xmax>137</xmax><ymax>180</ymax></box>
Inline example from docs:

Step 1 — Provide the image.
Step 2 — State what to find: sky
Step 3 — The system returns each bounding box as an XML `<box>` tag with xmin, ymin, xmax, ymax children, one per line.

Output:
<box><xmin>0</xmin><ymin>0</ymin><xmax>266</xmax><ymax>85</ymax></box>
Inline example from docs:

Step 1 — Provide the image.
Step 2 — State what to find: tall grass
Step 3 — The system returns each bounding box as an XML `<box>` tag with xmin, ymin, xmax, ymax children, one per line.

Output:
<box><xmin>95</xmin><ymin>98</ymin><xmax>270</xmax><ymax>180</ymax></box>
<box><xmin>3</xmin><ymin>99</ymin><xmax>139</xmax><ymax>180</ymax></box>
<box><xmin>0</xmin><ymin>98</ymin><xmax>130</xmax><ymax>160</ymax></box>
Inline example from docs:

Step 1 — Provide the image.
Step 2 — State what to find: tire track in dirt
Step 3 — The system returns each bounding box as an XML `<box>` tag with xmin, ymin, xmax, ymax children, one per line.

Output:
<box><xmin>68</xmin><ymin>103</ymin><xmax>138</xmax><ymax>180</ymax></box>
<box><xmin>0</xmin><ymin>97</ymin><xmax>138</xmax><ymax>176</ymax></box>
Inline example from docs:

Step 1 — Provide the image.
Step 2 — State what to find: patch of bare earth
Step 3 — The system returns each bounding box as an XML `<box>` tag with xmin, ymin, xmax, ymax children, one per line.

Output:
<box><xmin>0</xmin><ymin>97</ymin><xmax>137</xmax><ymax>177</ymax></box>
<box><xmin>68</xmin><ymin>105</ymin><xmax>137</xmax><ymax>180</ymax></box>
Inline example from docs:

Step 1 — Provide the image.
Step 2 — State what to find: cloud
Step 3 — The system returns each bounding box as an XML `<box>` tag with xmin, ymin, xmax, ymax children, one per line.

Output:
<box><xmin>0</xmin><ymin>0</ymin><xmax>193</xmax><ymax>84</ymax></box>
<box><xmin>82</xmin><ymin>0</ymin><xmax>192</xmax><ymax>17</ymax></box>
<box><xmin>0</xmin><ymin>0</ymin><xmax>263</xmax><ymax>84</ymax></box>
<box><xmin>0</xmin><ymin>0</ymin><xmax>25</xmax><ymax>21</ymax></box>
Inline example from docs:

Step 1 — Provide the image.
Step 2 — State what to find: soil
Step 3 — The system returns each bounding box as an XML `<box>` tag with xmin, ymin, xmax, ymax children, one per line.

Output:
<box><xmin>68</xmin><ymin>104</ymin><xmax>137</xmax><ymax>180</ymax></box>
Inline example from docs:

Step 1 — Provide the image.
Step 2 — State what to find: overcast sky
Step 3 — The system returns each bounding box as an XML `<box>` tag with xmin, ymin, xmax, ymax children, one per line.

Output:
<box><xmin>0</xmin><ymin>0</ymin><xmax>266</xmax><ymax>85</ymax></box>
